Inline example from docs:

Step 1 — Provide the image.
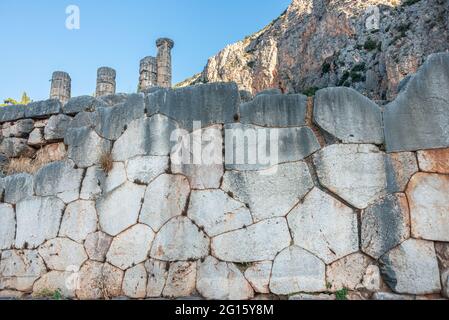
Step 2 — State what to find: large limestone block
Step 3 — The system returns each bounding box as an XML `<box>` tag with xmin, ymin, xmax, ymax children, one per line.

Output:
<box><xmin>211</xmin><ymin>218</ymin><xmax>291</xmax><ymax>263</ymax></box>
<box><xmin>196</xmin><ymin>256</ymin><xmax>254</xmax><ymax>300</ymax></box>
<box><xmin>125</xmin><ymin>156</ymin><xmax>169</xmax><ymax>184</ymax></box>
<box><xmin>25</xmin><ymin>99</ymin><xmax>61</xmax><ymax>118</ymax></box>
<box><xmin>171</xmin><ymin>125</ymin><xmax>224</xmax><ymax>189</ymax></box>
<box><xmin>38</xmin><ymin>238</ymin><xmax>88</xmax><ymax>271</ymax></box>
<box><xmin>95</xmin><ymin>93</ymin><xmax>145</xmax><ymax>140</ymax></box>
<box><xmin>361</xmin><ymin>194</ymin><xmax>411</xmax><ymax>259</ymax></box>
<box><xmin>112</xmin><ymin>115</ymin><xmax>178</xmax><ymax>161</ymax></box>
<box><xmin>188</xmin><ymin>189</ymin><xmax>253</xmax><ymax>237</ymax></box>
<box><xmin>84</xmin><ymin>231</ymin><xmax>112</xmax><ymax>262</ymax></box>
<box><xmin>34</xmin><ymin>160</ymin><xmax>84</xmax><ymax>203</ymax></box>
<box><xmin>33</xmin><ymin>271</ymin><xmax>76</xmax><ymax>298</ymax></box>
<box><xmin>63</xmin><ymin>95</ymin><xmax>107</xmax><ymax>115</ymax></box>
<box><xmin>150</xmin><ymin>216</ymin><xmax>209</xmax><ymax>261</ymax></box>
<box><xmin>417</xmin><ymin>148</ymin><xmax>449</xmax><ymax>174</ymax></box>
<box><xmin>0</xmin><ymin>204</ymin><xmax>15</xmax><ymax>249</ymax></box>
<box><xmin>15</xmin><ymin>196</ymin><xmax>65</xmax><ymax>248</ymax></box>
<box><xmin>0</xmin><ymin>250</ymin><xmax>46</xmax><ymax>292</ymax></box>
<box><xmin>106</xmin><ymin>224</ymin><xmax>155</xmax><ymax>270</ymax></box>
<box><xmin>384</xmin><ymin>53</ymin><xmax>449</xmax><ymax>152</ymax></box>
<box><xmin>314</xmin><ymin>87</ymin><xmax>383</xmax><ymax>144</ymax></box>
<box><xmin>3</xmin><ymin>173</ymin><xmax>33</xmax><ymax>204</ymax></box>
<box><xmin>326</xmin><ymin>253</ymin><xmax>373</xmax><ymax>292</ymax></box>
<box><xmin>380</xmin><ymin>239</ymin><xmax>441</xmax><ymax>295</ymax></box>
<box><xmin>2</xmin><ymin>119</ymin><xmax>34</xmax><ymax>138</ymax></box>
<box><xmin>28</xmin><ymin>128</ymin><xmax>45</xmax><ymax>146</ymax></box>
<box><xmin>80</xmin><ymin>166</ymin><xmax>103</xmax><ymax>200</ymax></box>
<box><xmin>240</xmin><ymin>93</ymin><xmax>307</xmax><ymax>127</ymax></box>
<box><xmin>385</xmin><ymin>152</ymin><xmax>419</xmax><ymax>193</ymax></box>
<box><xmin>222</xmin><ymin>162</ymin><xmax>314</xmax><ymax>221</ymax></box>
<box><xmin>76</xmin><ymin>261</ymin><xmax>124</xmax><ymax>299</ymax></box>
<box><xmin>313</xmin><ymin>144</ymin><xmax>387</xmax><ymax>209</ymax></box>
<box><xmin>123</xmin><ymin>264</ymin><xmax>147</xmax><ymax>299</ymax></box>
<box><xmin>287</xmin><ymin>188</ymin><xmax>359</xmax><ymax>264</ymax></box>
<box><xmin>145</xmin><ymin>259</ymin><xmax>168</xmax><ymax>298</ymax></box>
<box><xmin>0</xmin><ymin>104</ymin><xmax>26</xmax><ymax>122</ymax></box>
<box><xmin>146</xmin><ymin>82</ymin><xmax>239</xmax><ymax>131</ymax></box>
<box><xmin>163</xmin><ymin>262</ymin><xmax>197</xmax><ymax>298</ymax></box>
<box><xmin>406</xmin><ymin>173</ymin><xmax>449</xmax><ymax>242</ymax></box>
<box><xmin>0</xmin><ymin>137</ymin><xmax>35</xmax><ymax>158</ymax></box>
<box><xmin>224</xmin><ymin>124</ymin><xmax>320</xmax><ymax>171</ymax></box>
<box><xmin>100</xmin><ymin>162</ymin><xmax>127</xmax><ymax>193</ymax></box>
<box><xmin>243</xmin><ymin>261</ymin><xmax>272</xmax><ymax>294</ymax></box>
<box><xmin>97</xmin><ymin>182</ymin><xmax>146</xmax><ymax>236</ymax></box>
<box><xmin>65</xmin><ymin>127</ymin><xmax>112</xmax><ymax>168</ymax></box>
<box><xmin>269</xmin><ymin>246</ymin><xmax>326</xmax><ymax>295</ymax></box>
<box><xmin>44</xmin><ymin>114</ymin><xmax>72</xmax><ymax>141</ymax></box>
<box><xmin>139</xmin><ymin>174</ymin><xmax>190</xmax><ymax>232</ymax></box>
<box><xmin>59</xmin><ymin>200</ymin><xmax>98</xmax><ymax>243</ymax></box>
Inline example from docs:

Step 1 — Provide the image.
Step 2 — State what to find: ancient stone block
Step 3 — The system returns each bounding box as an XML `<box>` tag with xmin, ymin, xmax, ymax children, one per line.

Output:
<box><xmin>59</xmin><ymin>200</ymin><xmax>98</xmax><ymax>243</ymax></box>
<box><xmin>76</xmin><ymin>261</ymin><xmax>123</xmax><ymax>299</ymax></box>
<box><xmin>287</xmin><ymin>188</ymin><xmax>359</xmax><ymax>264</ymax></box>
<box><xmin>0</xmin><ymin>105</ymin><xmax>26</xmax><ymax>122</ymax></box>
<box><xmin>84</xmin><ymin>231</ymin><xmax>112</xmax><ymax>262</ymax></box>
<box><xmin>123</xmin><ymin>264</ymin><xmax>147</xmax><ymax>299</ymax></box>
<box><xmin>0</xmin><ymin>204</ymin><xmax>15</xmax><ymax>249</ymax></box>
<box><xmin>326</xmin><ymin>253</ymin><xmax>373</xmax><ymax>292</ymax></box>
<box><xmin>125</xmin><ymin>156</ymin><xmax>169</xmax><ymax>184</ymax></box>
<box><xmin>27</xmin><ymin>128</ymin><xmax>45</xmax><ymax>146</ymax></box>
<box><xmin>63</xmin><ymin>95</ymin><xmax>107</xmax><ymax>115</ymax></box>
<box><xmin>33</xmin><ymin>271</ymin><xmax>76</xmax><ymax>298</ymax></box>
<box><xmin>25</xmin><ymin>99</ymin><xmax>61</xmax><ymax>118</ymax></box>
<box><xmin>313</xmin><ymin>144</ymin><xmax>387</xmax><ymax>209</ymax></box>
<box><xmin>163</xmin><ymin>262</ymin><xmax>197</xmax><ymax>298</ymax></box>
<box><xmin>0</xmin><ymin>137</ymin><xmax>36</xmax><ymax>158</ymax></box>
<box><xmin>145</xmin><ymin>259</ymin><xmax>168</xmax><ymax>298</ymax></box>
<box><xmin>417</xmin><ymin>148</ymin><xmax>449</xmax><ymax>174</ymax></box>
<box><xmin>222</xmin><ymin>162</ymin><xmax>313</xmax><ymax>222</ymax></box>
<box><xmin>2</xmin><ymin>119</ymin><xmax>34</xmax><ymax>138</ymax></box>
<box><xmin>211</xmin><ymin>218</ymin><xmax>291</xmax><ymax>263</ymax></box>
<box><xmin>362</xmin><ymin>194</ymin><xmax>411</xmax><ymax>259</ymax></box>
<box><xmin>44</xmin><ymin>114</ymin><xmax>72</xmax><ymax>141</ymax></box>
<box><xmin>3</xmin><ymin>173</ymin><xmax>33</xmax><ymax>204</ymax></box>
<box><xmin>406</xmin><ymin>173</ymin><xmax>449</xmax><ymax>242</ymax></box>
<box><xmin>244</xmin><ymin>261</ymin><xmax>272</xmax><ymax>294</ymax></box>
<box><xmin>314</xmin><ymin>87</ymin><xmax>383</xmax><ymax>144</ymax></box>
<box><xmin>38</xmin><ymin>238</ymin><xmax>87</xmax><ymax>271</ymax></box>
<box><xmin>385</xmin><ymin>152</ymin><xmax>419</xmax><ymax>193</ymax></box>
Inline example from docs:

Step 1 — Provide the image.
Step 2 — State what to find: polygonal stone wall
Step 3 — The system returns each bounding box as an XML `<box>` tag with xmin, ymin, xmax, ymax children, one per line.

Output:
<box><xmin>1</xmin><ymin>53</ymin><xmax>449</xmax><ymax>300</ymax></box>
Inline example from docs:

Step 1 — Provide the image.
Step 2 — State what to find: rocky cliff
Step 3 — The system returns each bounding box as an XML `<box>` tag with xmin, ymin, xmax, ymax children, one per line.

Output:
<box><xmin>178</xmin><ymin>0</ymin><xmax>449</xmax><ymax>100</ymax></box>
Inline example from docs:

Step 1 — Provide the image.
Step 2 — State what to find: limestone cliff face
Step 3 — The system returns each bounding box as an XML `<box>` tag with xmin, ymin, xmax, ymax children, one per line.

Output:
<box><xmin>179</xmin><ymin>0</ymin><xmax>449</xmax><ymax>100</ymax></box>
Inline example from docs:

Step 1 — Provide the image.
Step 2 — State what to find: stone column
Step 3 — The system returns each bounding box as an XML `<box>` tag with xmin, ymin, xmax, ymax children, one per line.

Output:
<box><xmin>156</xmin><ymin>38</ymin><xmax>174</xmax><ymax>88</ymax></box>
<box><xmin>96</xmin><ymin>67</ymin><xmax>116</xmax><ymax>97</ymax></box>
<box><xmin>139</xmin><ymin>56</ymin><xmax>158</xmax><ymax>92</ymax></box>
<box><xmin>50</xmin><ymin>71</ymin><xmax>71</xmax><ymax>105</ymax></box>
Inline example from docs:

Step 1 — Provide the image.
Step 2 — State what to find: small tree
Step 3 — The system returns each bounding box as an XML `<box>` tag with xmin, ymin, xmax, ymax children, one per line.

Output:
<box><xmin>0</xmin><ymin>92</ymin><xmax>32</xmax><ymax>107</ymax></box>
<box><xmin>20</xmin><ymin>92</ymin><xmax>31</xmax><ymax>104</ymax></box>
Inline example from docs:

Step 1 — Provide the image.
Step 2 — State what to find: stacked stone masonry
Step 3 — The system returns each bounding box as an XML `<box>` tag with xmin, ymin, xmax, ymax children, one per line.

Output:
<box><xmin>0</xmin><ymin>53</ymin><xmax>449</xmax><ymax>300</ymax></box>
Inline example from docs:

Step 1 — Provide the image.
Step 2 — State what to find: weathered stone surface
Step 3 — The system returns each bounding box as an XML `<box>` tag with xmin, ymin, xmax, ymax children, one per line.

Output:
<box><xmin>362</xmin><ymin>194</ymin><xmax>411</xmax><ymax>259</ymax></box>
<box><xmin>313</xmin><ymin>144</ymin><xmax>387</xmax><ymax>209</ymax></box>
<box><xmin>27</xmin><ymin>128</ymin><xmax>45</xmax><ymax>146</ymax></box>
<box><xmin>380</xmin><ymin>239</ymin><xmax>441</xmax><ymax>295</ymax></box>
<box><xmin>289</xmin><ymin>294</ymin><xmax>336</xmax><ymax>300</ymax></box>
<box><xmin>326</xmin><ymin>253</ymin><xmax>373</xmax><ymax>292</ymax></box>
<box><xmin>407</xmin><ymin>173</ymin><xmax>449</xmax><ymax>242</ymax></box>
<box><xmin>0</xmin><ymin>204</ymin><xmax>15</xmax><ymax>249</ymax></box>
<box><xmin>196</xmin><ymin>256</ymin><xmax>254</xmax><ymax>300</ymax></box>
<box><xmin>244</xmin><ymin>261</ymin><xmax>272</xmax><ymax>294</ymax></box>
<box><xmin>63</xmin><ymin>95</ymin><xmax>106</xmax><ymax>115</ymax></box>
<box><xmin>145</xmin><ymin>259</ymin><xmax>168</xmax><ymax>298</ymax></box>
<box><xmin>112</xmin><ymin>115</ymin><xmax>178</xmax><ymax>161</ymax></box>
<box><xmin>171</xmin><ymin>125</ymin><xmax>224</xmax><ymax>189</ymax></box>
<box><xmin>101</xmin><ymin>162</ymin><xmax>127</xmax><ymax>193</ymax></box>
<box><xmin>359</xmin><ymin>265</ymin><xmax>382</xmax><ymax>292</ymax></box>
<box><xmin>123</xmin><ymin>264</ymin><xmax>147</xmax><ymax>299</ymax></box>
<box><xmin>24</xmin><ymin>99</ymin><xmax>61</xmax><ymax>118</ymax></box>
<box><xmin>150</xmin><ymin>216</ymin><xmax>209</xmax><ymax>261</ymax></box>
<box><xmin>384</xmin><ymin>53</ymin><xmax>449</xmax><ymax>152</ymax></box>
<box><xmin>97</xmin><ymin>182</ymin><xmax>146</xmax><ymax>236</ymax></box>
<box><xmin>270</xmin><ymin>246</ymin><xmax>326</xmax><ymax>295</ymax></box>
<box><xmin>147</xmin><ymin>82</ymin><xmax>240</xmax><ymax>131</ymax></box>
<box><xmin>372</xmin><ymin>292</ymin><xmax>415</xmax><ymax>300</ymax></box>
<box><xmin>34</xmin><ymin>160</ymin><xmax>83</xmax><ymax>203</ymax></box>
<box><xmin>95</xmin><ymin>93</ymin><xmax>145</xmax><ymax>140</ymax></box>
<box><xmin>140</xmin><ymin>174</ymin><xmax>190</xmax><ymax>232</ymax></box>
<box><xmin>418</xmin><ymin>148</ymin><xmax>449</xmax><ymax>174</ymax></box>
<box><xmin>255</xmin><ymin>89</ymin><xmax>282</xmax><ymax>96</ymax></box>
<box><xmin>84</xmin><ymin>231</ymin><xmax>112</xmax><ymax>262</ymax></box>
<box><xmin>240</xmin><ymin>94</ymin><xmax>307</xmax><ymax>127</ymax></box>
<box><xmin>35</xmin><ymin>142</ymin><xmax>66</xmax><ymax>164</ymax></box>
<box><xmin>224</xmin><ymin>124</ymin><xmax>320</xmax><ymax>171</ymax></box>
<box><xmin>125</xmin><ymin>156</ymin><xmax>168</xmax><ymax>184</ymax></box>
<box><xmin>44</xmin><ymin>114</ymin><xmax>72</xmax><ymax>141</ymax></box>
<box><xmin>222</xmin><ymin>162</ymin><xmax>313</xmax><ymax>222</ymax></box>
<box><xmin>38</xmin><ymin>238</ymin><xmax>87</xmax><ymax>271</ymax></box>
<box><xmin>0</xmin><ymin>104</ymin><xmax>26</xmax><ymax>122</ymax></box>
<box><xmin>385</xmin><ymin>152</ymin><xmax>419</xmax><ymax>193</ymax></box>
<box><xmin>288</xmin><ymin>188</ymin><xmax>359</xmax><ymax>264</ymax></box>
<box><xmin>65</xmin><ymin>127</ymin><xmax>111</xmax><ymax>168</ymax></box>
<box><xmin>15</xmin><ymin>196</ymin><xmax>65</xmax><ymax>248</ymax></box>
<box><xmin>0</xmin><ymin>250</ymin><xmax>46</xmax><ymax>292</ymax></box>
<box><xmin>80</xmin><ymin>166</ymin><xmax>102</xmax><ymax>200</ymax></box>
<box><xmin>76</xmin><ymin>261</ymin><xmax>124</xmax><ymax>299</ymax></box>
<box><xmin>33</xmin><ymin>271</ymin><xmax>76</xmax><ymax>298</ymax></box>
<box><xmin>163</xmin><ymin>262</ymin><xmax>197</xmax><ymax>298</ymax></box>
<box><xmin>59</xmin><ymin>200</ymin><xmax>98</xmax><ymax>243</ymax></box>
<box><xmin>211</xmin><ymin>218</ymin><xmax>291</xmax><ymax>263</ymax></box>
<box><xmin>188</xmin><ymin>190</ymin><xmax>253</xmax><ymax>237</ymax></box>
<box><xmin>2</xmin><ymin>119</ymin><xmax>34</xmax><ymax>138</ymax></box>
<box><xmin>3</xmin><ymin>173</ymin><xmax>33</xmax><ymax>204</ymax></box>
<box><xmin>314</xmin><ymin>87</ymin><xmax>384</xmax><ymax>144</ymax></box>
<box><xmin>68</xmin><ymin>111</ymin><xmax>97</xmax><ymax>130</ymax></box>
<box><xmin>98</xmin><ymin>93</ymin><xmax>129</xmax><ymax>106</ymax></box>
<box><xmin>0</xmin><ymin>137</ymin><xmax>35</xmax><ymax>158</ymax></box>
<box><xmin>442</xmin><ymin>269</ymin><xmax>449</xmax><ymax>299</ymax></box>
<box><xmin>106</xmin><ymin>224</ymin><xmax>155</xmax><ymax>270</ymax></box>
<box><xmin>435</xmin><ymin>243</ymin><xmax>449</xmax><ymax>270</ymax></box>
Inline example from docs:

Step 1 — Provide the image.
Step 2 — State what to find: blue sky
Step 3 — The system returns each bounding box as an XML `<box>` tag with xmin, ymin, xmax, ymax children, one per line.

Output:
<box><xmin>0</xmin><ymin>0</ymin><xmax>290</xmax><ymax>102</ymax></box>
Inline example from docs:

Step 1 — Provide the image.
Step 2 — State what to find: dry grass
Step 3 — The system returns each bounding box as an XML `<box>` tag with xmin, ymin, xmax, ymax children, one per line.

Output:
<box><xmin>99</xmin><ymin>152</ymin><xmax>114</xmax><ymax>174</ymax></box>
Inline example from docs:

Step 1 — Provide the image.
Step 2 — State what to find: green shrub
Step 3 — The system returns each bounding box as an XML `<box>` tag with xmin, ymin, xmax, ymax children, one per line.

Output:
<box><xmin>335</xmin><ymin>288</ymin><xmax>348</xmax><ymax>300</ymax></box>
<box><xmin>302</xmin><ymin>87</ymin><xmax>320</xmax><ymax>97</ymax></box>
